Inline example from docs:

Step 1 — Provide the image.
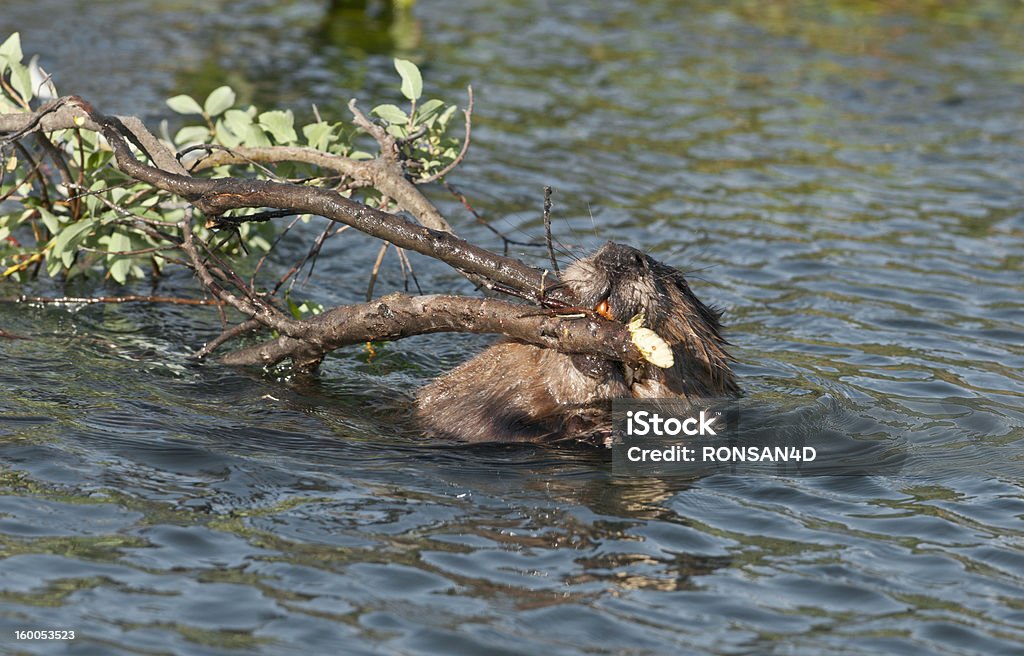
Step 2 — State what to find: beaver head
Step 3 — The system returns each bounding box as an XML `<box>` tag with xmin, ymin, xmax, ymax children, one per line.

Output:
<box><xmin>560</xmin><ymin>242</ymin><xmax>738</xmax><ymax>400</ymax></box>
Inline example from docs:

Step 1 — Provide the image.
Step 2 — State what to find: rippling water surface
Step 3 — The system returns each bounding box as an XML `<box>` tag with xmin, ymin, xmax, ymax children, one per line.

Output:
<box><xmin>2</xmin><ymin>1</ymin><xmax>1023</xmax><ymax>654</ymax></box>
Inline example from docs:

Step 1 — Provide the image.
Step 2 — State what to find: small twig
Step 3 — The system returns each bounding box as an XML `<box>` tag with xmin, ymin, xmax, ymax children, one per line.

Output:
<box><xmin>81</xmin><ymin>191</ymin><xmax>183</xmax><ymax>240</ymax></box>
<box><xmin>542</xmin><ymin>185</ymin><xmax>559</xmax><ymax>275</ymax></box>
<box><xmin>442</xmin><ymin>181</ymin><xmax>544</xmax><ymax>255</ymax></box>
<box><xmin>192</xmin><ymin>230</ymin><xmax>267</xmax><ymax>309</ymax></box>
<box><xmin>0</xmin><ymin>98</ymin><xmax>68</xmax><ymax>145</ymax></box>
<box><xmin>349</xmin><ymin>98</ymin><xmax>399</xmax><ymax>160</ymax></box>
<box><xmin>0</xmin><ymin>328</ymin><xmax>29</xmax><ymax>340</ymax></box>
<box><xmin>298</xmin><ymin>219</ymin><xmax>334</xmax><ymax>287</ymax></box>
<box><xmin>418</xmin><ymin>85</ymin><xmax>474</xmax><ymax>184</ymax></box>
<box><xmin>396</xmin><ymin>124</ymin><xmax>429</xmax><ymax>146</ymax></box>
<box><xmin>34</xmin><ymin>131</ymin><xmax>74</xmax><ymax>188</ymax></box>
<box><xmin>367</xmin><ymin>242</ymin><xmax>389</xmax><ymax>301</ymax></box>
<box><xmin>394</xmin><ymin>246</ymin><xmax>423</xmax><ymax>295</ymax></box>
<box><xmin>0</xmin><ymin>76</ymin><xmax>28</xmax><ymax>110</ymax></box>
<box><xmin>209</xmin><ymin>208</ymin><xmax>299</xmax><ymax>227</ymax></box>
<box><xmin>215</xmin><ymin>297</ymin><xmax>228</xmax><ymax>328</ymax></box>
<box><xmin>180</xmin><ymin>143</ymin><xmax>284</xmax><ymax>180</ymax></box>
<box><xmin>270</xmin><ymin>221</ymin><xmax>349</xmax><ymax>296</ymax></box>
<box><xmin>194</xmin><ymin>318</ymin><xmax>263</xmax><ymax>360</ymax></box>
<box><xmin>252</xmin><ymin>214</ymin><xmax>304</xmax><ymax>285</ymax></box>
<box><xmin>13</xmin><ymin>142</ymin><xmax>52</xmax><ymax>212</ymax></box>
<box><xmin>0</xmin><ymin>152</ymin><xmax>46</xmax><ymax>204</ymax></box>
<box><xmin>1</xmin><ymin>294</ymin><xmax>222</xmax><ymax>306</ymax></box>
<box><xmin>80</xmin><ymin>244</ymin><xmax>177</xmax><ymax>257</ymax></box>
<box><xmin>180</xmin><ymin>210</ymin><xmax>299</xmax><ymax>332</ymax></box>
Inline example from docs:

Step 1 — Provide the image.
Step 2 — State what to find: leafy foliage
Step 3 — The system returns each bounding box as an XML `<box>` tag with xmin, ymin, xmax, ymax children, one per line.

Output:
<box><xmin>1</xmin><ymin>37</ymin><xmax>462</xmax><ymax>290</ymax></box>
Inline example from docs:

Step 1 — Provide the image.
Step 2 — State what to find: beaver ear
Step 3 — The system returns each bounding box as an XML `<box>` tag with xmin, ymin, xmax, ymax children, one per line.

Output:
<box><xmin>673</xmin><ymin>270</ymin><xmax>726</xmax><ymax>332</ymax></box>
<box><xmin>649</xmin><ymin>268</ymin><xmax>719</xmax><ymax>335</ymax></box>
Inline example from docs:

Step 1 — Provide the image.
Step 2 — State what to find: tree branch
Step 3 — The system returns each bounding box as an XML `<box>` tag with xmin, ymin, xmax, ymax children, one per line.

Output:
<box><xmin>0</xmin><ymin>98</ymin><xmax>187</xmax><ymax>175</ymax></box>
<box><xmin>3</xmin><ymin>97</ymin><xmax>640</xmax><ymax>373</ymax></box>
<box><xmin>219</xmin><ymin>293</ymin><xmax>642</xmax><ymax>371</ymax></box>
<box><xmin>60</xmin><ymin>95</ymin><xmax>564</xmax><ymax>305</ymax></box>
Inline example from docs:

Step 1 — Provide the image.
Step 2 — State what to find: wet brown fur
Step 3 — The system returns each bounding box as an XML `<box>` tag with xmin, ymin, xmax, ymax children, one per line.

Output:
<box><xmin>416</xmin><ymin>242</ymin><xmax>738</xmax><ymax>443</ymax></box>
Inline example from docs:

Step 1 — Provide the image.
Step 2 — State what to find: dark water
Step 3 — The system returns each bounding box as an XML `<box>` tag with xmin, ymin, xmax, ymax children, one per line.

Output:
<box><xmin>3</xmin><ymin>1</ymin><xmax>1024</xmax><ymax>654</ymax></box>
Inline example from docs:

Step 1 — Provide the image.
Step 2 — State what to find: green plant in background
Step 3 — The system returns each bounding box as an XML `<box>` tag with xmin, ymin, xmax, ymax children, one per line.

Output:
<box><xmin>0</xmin><ymin>32</ymin><xmax>462</xmax><ymax>291</ymax></box>
<box><xmin>370</xmin><ymin>58</ymin><xmax>462</xmax><ymax>180</ymax></box>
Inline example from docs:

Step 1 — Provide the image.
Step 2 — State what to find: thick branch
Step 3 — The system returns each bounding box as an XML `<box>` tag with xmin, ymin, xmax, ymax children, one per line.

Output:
<box><xmin>220</xmin><ymin>293</ymin><xmax>642</xmax><ymax>370</ymax></box>
<box><xmin>190</xmin><ymin>146</ymin><xmax>452</xmax><ymax>232</ymax></box>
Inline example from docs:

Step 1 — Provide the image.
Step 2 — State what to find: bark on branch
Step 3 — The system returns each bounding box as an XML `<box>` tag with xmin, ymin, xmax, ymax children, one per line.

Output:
<box><xmin>1</xmin><ymin>96</ymin><xmax>644</xmax><ymax>372</ymax></box>
<box><xmin>220</xmin><ymin>293</ymin><xmax>643</xmax><ymax>372</ymax></box>
<box><xmin>188</xmin><ymin>146</ymin><xmax>452</xmax><ymax>232</ymax></box>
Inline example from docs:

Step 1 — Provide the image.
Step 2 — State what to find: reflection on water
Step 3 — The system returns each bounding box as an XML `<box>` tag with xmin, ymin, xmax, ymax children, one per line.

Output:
<box><xmin>2</xmin><ymin>0</ymin><xmax>1024</xmax><ymax>654</ymax></box>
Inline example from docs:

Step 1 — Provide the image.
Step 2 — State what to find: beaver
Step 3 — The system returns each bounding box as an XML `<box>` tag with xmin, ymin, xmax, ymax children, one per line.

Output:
<box><xmin>416</xmin><ymin>242</ymin><xmax>738</xmax><ymax>444</ymax></box>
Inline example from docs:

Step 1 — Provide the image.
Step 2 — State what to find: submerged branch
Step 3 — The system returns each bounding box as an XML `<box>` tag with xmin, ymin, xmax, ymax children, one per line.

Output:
<box><xmin>0</xmin><ymin>294</ymin><xmax>222</xmax><ymax>306</ymax></box>
<box><xmin>219</xmin><ymin>293</ymin><xmax>642</xmax><ymax>372</ymax></box>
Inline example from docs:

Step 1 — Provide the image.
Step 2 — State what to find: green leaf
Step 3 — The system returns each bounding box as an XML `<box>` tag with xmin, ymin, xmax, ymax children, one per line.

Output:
<box><xmin>303</xmin><ymin>122</ymin><xmax>336</xmax><ymax>150</ymax></box>
<box><xmin>239</xmin><ymin>123</ymin><xmax>271</xmax><ymax>147</ymax></box>
<box><xmin>46</xmin><ymin>249</ymin><xmax>64</xmax><ymax>278</ymax></box>
<box><xmin>38</xmin><ymin>207</ymin><xmax>62</xmax><ymax>235</ymax></box>
<box><xmin>437</xmin><ymin>105</ymin><xmax>457</xmax><ymax>128</ymax></box>
<box><xmin>210</xmin><ymin>119</ymin><xmax>237</xmax><ymax>147</ymax></box>
<box><xmin>109</xmin><ymin>187</ymin><xmax>128</xmax><ymax>204</ymax></box>
<box><xmin>248</xmin><ymin>233</ymin><xmax>272</xmax><ymax>252</ymax></box>
<box><xmin>174</xmin><ymin>125</ymin><xmax>211</xmax><ymax>145</ymax></box>
<box><xmin>222</xmin><ymin>108</ymin><xmax>253</xmax><ymax>135</ymax></box>
<box><xmin>204</xmin><ymin>86</ymin><xmax>236</xmax><ymax>117</ymax></box>
<box><xmin>107</xmin><ymin>231</ymin><xmax>132</xmax><ymax>284</ymax></box>
<box><xmin>8</xmin><ymin>61</ymin><xmax>33</xmax><ymax>103</ymax></box>
<box><xmin>83</xmin><ymin>180</ymin><xmax>105</xmax><ymax>216</ymax></box>
<box><xmin>415</xmin><ymin>98</ymin><xmax>446</xmax><ymax>125</ymax></box>
<box><xmin>394</xmin><ymin>58</ymin><xmax>422</xmax><ymax>101</ymax></box>
<box><xmin>166</xmin><ymin>94</ymin><xmax>204</xmax><ymax>115</ymax></box>
<box><xmin>286</xmin><ymin>296</ymin><xmax>324</xmax><ymax>319</ymax></box>
<box><xmin>52</xmin><ymin>217</ymin><xmax>97</xmax><ymax>268</ymax></box>
<box><xmin>76</xmin><ymin>128</ymin><xmax>98</xmax><ymax>149</ymax></box>
<box><xmin>106</xmin><ymin>231</ymin><xmax>131</xmax><ymax>256</ymax></box>
<box><xmin>372</xmin><ymin>104</ymin><xmax>408</xmax><ymax>125</ymax></box>
<box><xmin>0</xmin><ymin>33</ymin><xmax>23</xmax><ymax>67</ymax></box>
<box><xmin>286</xmin><ymin>296</ymin><xmax>302</xmax><ymax>320</ymax></box>
<box><xmin>85</xmin><ymin>150</ymin><xmax>114</xmax><ymax>170</ymax></box>
<box><xmin>258</xmin><ymin>110</ymin><xmax>297</xmax><ymax>143</ymax></box>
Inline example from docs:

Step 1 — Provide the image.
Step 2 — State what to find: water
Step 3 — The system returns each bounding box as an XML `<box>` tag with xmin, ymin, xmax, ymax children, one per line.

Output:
<box><xmin>2</xmin><ymin>1</ymin><xmax>1024</xmax><ymax>654</ymax></box>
